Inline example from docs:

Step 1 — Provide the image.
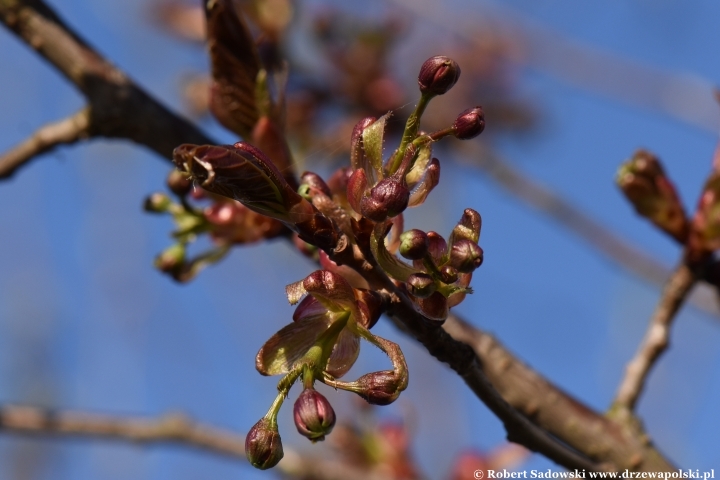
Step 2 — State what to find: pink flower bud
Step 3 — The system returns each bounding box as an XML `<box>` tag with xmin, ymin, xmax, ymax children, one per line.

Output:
<box><xmin>353</xmin><ymin>370</ymin><xmax>407</xmax><ymax>406</ymax></box>
<box><xmin>449</xmin><ymin>240</ymin><xmax>484</xmax><ymax>273</ymax></box>
<box><xmin>245</xmin><ymin>418</ymin><xmax>284</xmax><ymax>470</ymax></box>
<box><xmin>293</xmin><ymin>388</ymin><xmax>336</xmax><ymax>442</ymax></box>
<box><xmin>406</xmin><ymin>272</ymin><xmax>436</xmax><ymax>298</ymax></box>
<box><xmin>452</xmin><ymin>106</ymin><xmax>485</xmax><ymax>140</ymax></box>
<box><xmin>418</xmin><ymin>56</ymin><xmax>461</xmax><ymax>96</ymax></box>
<box><xmin>361</xmin><ymin>178</ymin><xmax>410</xmax><ymax>221</ymax></box>
<box><xmin>399</xmin><ymin>229</ymin><xmax>429</xmax><ymax>260</ymax></box>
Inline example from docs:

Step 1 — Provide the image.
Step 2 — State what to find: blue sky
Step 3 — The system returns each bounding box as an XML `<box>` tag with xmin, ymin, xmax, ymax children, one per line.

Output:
<box><xmin>0</xmin><ymin>1</ymin><xmax>718</xmax><ymax>478</ymax></box>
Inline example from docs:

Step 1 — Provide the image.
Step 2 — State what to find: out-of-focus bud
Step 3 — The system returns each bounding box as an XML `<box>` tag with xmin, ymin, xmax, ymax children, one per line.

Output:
<box><xmin>450</xmin><ymin>240</ymin><xmax>484</xmax><ymax>273</ymax></box>
<box><xmin>327</xmin><ymin>167</ymin><xmax>352</xmax><ymax>198</ymax></box>
<box><xmin>154</xmin><ymin>243</ymin><xmax>185</xmax><ymax>273</ymax></box>
<box><xmin>144</xmin><ymin>193</ymin><xmax>172</xmax><ymax>213</ymax></box>
<box><xmin>406</xmin><ymin>272</ymin><xmax>436</xmax><ymax>298</ymax></box>
<box><xmin>399</xmin><ymin>229</ymin><xmax>429</xmax><ymax>260</ymax></box>
<box><xmin>352</xmin><ymin>370</ymin><xmax>407</xmax><ymax>406</ymax></box>
<box><xmin>616</xmin><ymin>150</ymin><xmax>688</xmax><ymax>242</ymax></box>
<box><xmin>293</xmin><ymin>388</ymin><xmax>336</xmax><ymax>442</ymax></box>
<box><xmin>167</xmin><ymin>169</ymin><xmax>192</xmax><ymax>197</ymax></box>
<box><xmin>300</xmin><ymin>171</ymin><xmax>332</xmax><ymax>197</ymax></box>
<box><xmin>361</xmin><ymin>178</ymin><xmax>410</xmax><ymax>221</ymax></box>
<box><xmin>245</xmin><ymin>418</ymin><xmax>284</xmax><ymax>470</ymax></box>
<box><xmin>453</xmin><ymin>106</ymin><xmax>485</xmax><ymax>140</ymax></box>
<box><xmin>689</xmin><ymin>172</ymin><xmax>720</xmax><ymax>256</ymax></box>
<box><xmin>418</xmin><ymin>56</ymin><xmax>461</xmax><ymax>96</ymax></box>
<box><xmin>440</xmin><ymin>265</ymin><xmax>459</xmax><ymax>284</ymax></box>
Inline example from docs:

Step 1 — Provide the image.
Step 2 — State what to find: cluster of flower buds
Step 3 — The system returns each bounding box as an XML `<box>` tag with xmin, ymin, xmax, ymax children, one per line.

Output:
<box><xmin>144</xmin><ymin>158</ymin><xmax>287</xmax><ymax>282</ymax></box>
<box><xmin>157</xmin><ymin>55</ymin><xmax>489</xmax><ymax>471</ymax></box>
<box><xmin>245</xmin><ymin>269</ymin><xmax>408</xmax><ymax>470</ymax></box>
<box><xmin>386</xmin><ymin>209</ymin><xmax>483</xmax><ymax>321</ymax></box>
<box><xmin>616</xmin><ymin>150</ymin><xmax>688</xmax><ymax>242</ymax></box>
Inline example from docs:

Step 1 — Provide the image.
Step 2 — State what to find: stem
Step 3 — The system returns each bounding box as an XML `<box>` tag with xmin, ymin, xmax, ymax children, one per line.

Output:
<box><xmin>388</xmin><ymin>93</ymin><xmax>432</xmax><ymax>174</ymax></box>
<box><xmin>612</xmin><ymin>261</ymin><xmax>698</xmax><ymax>413</ymax></box>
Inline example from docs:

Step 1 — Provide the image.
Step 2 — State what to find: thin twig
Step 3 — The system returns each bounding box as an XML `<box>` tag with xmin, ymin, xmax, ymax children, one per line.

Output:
<box><xmin>612</xmin><ymin>262</ymin><xmax>698</xmax><ymax>412</ymax></box>
<box><xmin>0</xmin><ymin>0</ymin><xmax>680</xmax><ymax>472</ymax></box>
<box><xmin>0</xmin><ymin>0</ymin><xmax>214</xmax><ymax>173</ymax></box>
<box><xmin>0</xmin><ymin>404</ymin><xmax>390</xmax><ymax>480</ymax></box>
<box><xmin>0</xmin><ymin>107</ymin><xmax>90</xmax><ymax>178</ymax></box>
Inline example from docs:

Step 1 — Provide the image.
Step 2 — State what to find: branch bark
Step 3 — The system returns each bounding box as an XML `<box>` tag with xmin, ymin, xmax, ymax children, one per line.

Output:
<box><xmin>612</xmin><ymin>262</ymin><xmax>697</xmax><ymax>412</ymax></box>
<box><xmin>442</xmin><ymin>313</ymin><xmax>675</xmax><ymax>472</ymax></box>
<box><xmin>0</xmin><ymin>107</ymin><xmax>90</xmax><ymax>178</ymax></box>
<box><xmin>0</xmin><ymin>0</ymin><xmax>214</xmax><ymax>172</ymax></box>
<box><xmin>0</xmin><ymin>404</ymin><xmax>390</xmax><ymax>480</ymax></box>
<box><xmin>0</xmin><ymin>0</ymin><xmax>684</xmax><ymax>473</ymax></box>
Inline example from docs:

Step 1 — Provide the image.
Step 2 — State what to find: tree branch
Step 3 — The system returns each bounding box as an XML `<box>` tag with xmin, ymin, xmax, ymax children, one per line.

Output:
<box><xmin>0</xmin><ymin>0</ymin><xmax>683</xmax><ymax>472</ymax></box>
<box><xmin>0</xmin><ymin>404</ymin><xmax>390</xmax><ymax>480</ymax></box>
<box><xmin>0</xmin><ymin>0</ymin><xmax>214</xmax><ymax>172</ymax></box>
<box><xmin>612</xmin><ymin>262</ymin><xmax>697</xmax><ymax>412</ymax></box>
<box><xmin>442</xmin><ymin>312</ymin><xmax>675</xmax><ymax>471</ymax></box>
<box><xmin>0</xmin><ymin>107</ymin><xmax>90</xmax><ymax>178</ymax></box>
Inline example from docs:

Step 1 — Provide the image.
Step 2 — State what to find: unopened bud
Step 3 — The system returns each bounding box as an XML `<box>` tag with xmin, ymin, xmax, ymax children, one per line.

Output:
<box><xmin>399</xmin><ymin>229</ymin><xmax>429</xmax><ymax>260</ymax></box>
<box><xmin>245</xmin><ymin>418</ymin><xmax>284</xmax><ymax>470</ymax></box>
<box><xmin>361</xmin><ymin>178</ymin><xmax>410</xmax><ymax>221</ymax></box>
<box><xmin>440</xmin><ymin>265</ymin><xmax>459</xmax><ymax>283</ymax></box>
<box><xmin>353</xmin><ymin>370</ymin><xmax>406</xmax><ymax>406</ymax></box>
<box><xmin>300</xmin><ymin>171</ymin><xmax>332</xmax><ymax>197</ymax></box>
<box><xmin>426</xmin><ymin>231</ymin><xmax>448</xmax><ymax>265</ymax></box>
<box><xmin>449</xmin><ymin>240</ymin><xmax>484</xmax><ymax>273</ymax></box>
<box><xmin>452</xmin><ymin>106</ymin><xmax>485</xmax><ymax>140</ymax></box>
<box><xmin>616</xmin><ymin>150</ymin><xmax>688</xmax><ymax>242</ymax></box>
<box><xmin>167</xmin><ymin>169</ymin><xmax>192</xmax><ymax>197</ymax></box>
<box><xmin>154</xmin><ymin>243</ymin><xmax>185</xmax><ymax>273</ymax></box>
<box><xmin>407</xmin><ymin>272</ymin><xmax>436</xmax><ymax>298</ymax></box>
<box><xmin>293</xmin><ymin>388</ymin><xmax>336</xmax><ymax>442</ymax></box>
<box><xmin>144</xmin><ymin>193</ymin><xmax>172</xmax><ymax>213</ymax></box>
<box><xmin>418</xmin><ymin>56</ymin><xmax>461</xmax><ymax>96</ymax></box>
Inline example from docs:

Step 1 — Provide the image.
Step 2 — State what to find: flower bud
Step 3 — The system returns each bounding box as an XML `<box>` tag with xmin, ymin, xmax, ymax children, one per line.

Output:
<box><xmin>167</xmin><ymin>169</ymin><xmax>192</xmax><ymax>197</ymax></box>
<box><xmin>293</xmin><ymin>388</ymin><xmax>336</xmax><ymax>442</ymax></box>
<box><xmin>245</xmin><ymin>418</ymin><xmax>284</xmax><ymax>470</ymax></box>
<box><xmin>449</xmin><ymin>239</ymin><xmax>484</xmax><ymax>273</ymax></box>
<box><xmin>154</xmin><ymin>243</ymin><xmax>185</xmax><ymax>273</ymax></box>
<box><xmin>399</xmin><ymin>229</ymin><xmax>429</xmax><ymax>260</ymax></box>
<box><xmin>406</xmin><ymin>272</ymin><xmax>436</xmax><ymax>298</ymax></box>
<box><xmin>616</xmin><ymin>150</ymin><xmax>688</xmax><ymax>242</ymax></box>
<box><xmin>144</xmin><ymin>193</ymin><xmax>172</xmax><ymax>213</ymax></box>
<box><xmin>361</xmin><ymin>178</ymin><xmax>410</xmax><ymax>221</ymax></box>
<box><xmin>353</xmin><ymin>370</ymin><xmax>406</xmax><ymax>406</ymax></box>
<box><xmin>426</xmin><ymin>231</ymin><xmax>448</xmax><ymax>265</ymax></box>
<box><xmin>300</xmin><ymin>171</ymin><xmax>332</xmax><ymax>197</ymax></box>
<box><xmin>440</xmin><ymin>265</ymin><xmax>459</xmax><ymax>284</ymax></box>
<box><xmin>418</xmin><ymin>56</ymin><xmax>461</xmax><ymax>96</ymax></box>
<box><xmin>453</xmin><ymin>106</ymin><xmax>485</xmax><ymax>140</ymax></box>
